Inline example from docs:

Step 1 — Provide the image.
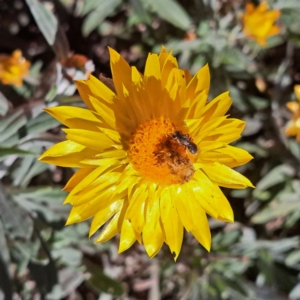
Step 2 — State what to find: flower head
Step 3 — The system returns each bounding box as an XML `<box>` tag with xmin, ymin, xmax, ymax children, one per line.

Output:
<box><xmin>0</xmin><ymin>50</ymin><xmax>30</xmax><ymax>87</ymax></box>
<box><xmin>60</xmin><ymin>53</ymin><xmax>95</xmax><ymax>80</ymax></box>
<box><xmin>39</xmin><ymin>47</ymin><xmax>254</xmax><ymax>259</ymax></box>
<box><xmin>242</xmin><ymin>2</ymin><xmax>280</xmax><ymax>46</ymax></box>
<box><xmin>285</xmin><ymin>85</ymin><xmax>300</xmax><ymax>141</ymax></box>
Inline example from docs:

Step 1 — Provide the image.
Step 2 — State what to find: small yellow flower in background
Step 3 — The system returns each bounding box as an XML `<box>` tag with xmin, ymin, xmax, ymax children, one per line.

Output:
<box><xmin>242</xmin><ymin>2</ymin><xmax>280</xmax><ymax>46</ymax></box>
<box><xmin>39</xmin><ymin>47</ymin><xmax>254</xmax><ymax>259</ymax></box>
<box><xmin>285</xmin><ymin>85</ymin><xmax>300</xmax><ymax>141</ymax></box>
<box><xmin>0</xmin><ymin>50</ymin><xmax>31</xmax><ymax>87</ymax></box>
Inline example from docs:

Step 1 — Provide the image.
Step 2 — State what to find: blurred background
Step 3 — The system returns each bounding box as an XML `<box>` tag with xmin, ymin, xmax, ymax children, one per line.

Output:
<box><xmin>1</xmin><ymin>0</ymin><xmax>300</xmax><ymax>299</ymax></box>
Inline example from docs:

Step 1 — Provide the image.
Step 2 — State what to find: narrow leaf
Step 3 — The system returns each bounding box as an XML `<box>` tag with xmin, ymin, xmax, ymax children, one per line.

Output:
<box><xmin>25</xmin><ymin>0</ymin><xmax>58</xmax><ymax>45</ymax></box>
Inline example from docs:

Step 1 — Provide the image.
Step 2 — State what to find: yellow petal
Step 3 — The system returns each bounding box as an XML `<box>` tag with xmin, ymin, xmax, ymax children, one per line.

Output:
<box><xmin>286</xmin><ymin>101</ymin><xmax>300</xmax><ymax>114</ymax></box>
<box><xmin>73</xmin><ymin>171</ymin><xmax>121</xmax><ymax>206</ymax></box>
<box><xmin>114</xmin><ymin>173</ymin><xmax>140</xmax><ymax>195</ymax></box>
<box><xmin>109</xmin><ymin>47</ymin><xmax>132</xmax><ymax>101</ymax></box>
<box><xmin>39</xmin><ymin>140</ymin><xmax>97</xmax><ymax>168</ymax></box>
<box><xmin>245</xmin><ymin>2</ymin><xmax>254</xmax><ymax>14</ymax></box>
<box><xmin>160</xmin><ymin>53</ymin><xmax>178</xmax><ymax>88</ymax></box>
<box><xmin>143</xmin><ymin>187</ymin><xmax>164</xmax><ymax>258</ymax></box>
<box><xmin>215</xmin><ymin>145</ymin><xmax>253</xmax><ymax>167</ymax></box>
<box><xmin>286</xmin><ymin>122</ymin><xmax>299</xmax><ymax>136</ymax></box>
<box><xmin>87</xmin><ymin>75</ymin><xmax>115</xmax><ymax>104</ymax></box>
<box><xmin>89</xmin><ymin>200</ymin><xmax>123</xmax><ymax>237</ymax></box>
<box><xmin>44</xmin><ymin>106</ymin><xmax>102</xmax><ymax>130</ymax></box>
<box><xmin>191</xmin><ymin>170</ymin><xmax>234</xmax><ymax>222</ymax></box>
<box><xmin>66</xmin><ymin>194</ymin><xmax>116</xmax><ymax>225</ymax></box>
<box><xmin>126</xmin><ymin>184</ymin><xmax>147</xmax><ymax>234</ymax></box>
<box><xmin>64</xmin><ymin>165</ymin><xmax>113</xmax><ymax>204</ymax></box>
<box><xmin>99</xmin><ymin>127</ymin><xmax>122</xmax><ymax>143</ymax></box>
<box><xmin>202</xmin><ymin>162</ymin><xmax>254</xmax><ymax>189</ymax></box>
<box><xmin>144</xmin><ymin>53</ymin><xmax>162</xmax><ymax>119</ymax></box>
<box><xmin>180</xmin><ymin>89</ymin><xmax>207</xmax><ymax>120</ymax></box>
<box><xmin>202</xmin><ymin>92</ymin><xmax>232</xmax><ymax>119</ymax></box>
<box><xmin>212</xmin><ymin>184</ymin><xmax>234</xmax><ymax>222</ymax></box>
<box><xmin>160</xmin><ymin>187</ymin><xmax>183</xmax><ymax>260</ymax></box>
<box><xmin>88</xmin><ymin>96</ymin><xmax>116</xmax><ymax>129</ymax></box>
<box><xmin>186</xmin><ymin>64</ymin><xmax>210</xmax><ymax>100</ymax></box>
<box><xmin>194</xmin><ymin>116</ymin><xmax>227</xmax><ymax>143</ymax></box>
<box><xmin>39</xmin><ymin>140</ymin><xmax>84</xmax><ymax>158</ymax></box>
<box><xmin>80</xmin><ymin>157</ymin><xmax>125</xmax><ymax>166</ymax></box>
<box><xmin>257</xmin><ymin>2</ymin><xmax>268</xmax><ymax>13</ymax></box>
<box><xmin>62</xmin><ymin>128</ymin><xmax>116</xmax><ymax>152</ymax></box>
<box><xmin>190</xmin><ymin>207</ymin><xmax>211</xmax><ymax>252</ymax></box>
<box><xmin>94</xmin><ymin>214</ymin><xmax>120</xmax><ymax>243</ymax></box>
<box><xmin>74</xmin><ymin>80</ymin><xmax>94</xmax><ymax>110</ymax></box>
<box><xmin>171</xmin><ymin>185</ymin><xmax>211</xmax><ymax>251</ymax></box>
<box><xmin>98</xmin><ymin>199</ymin><xmax>128</xmax><ymax>243</ymax></box>
<box><xmin>63</xmin><ymin>168</ymin><xmax>93</xmax><ymax>192</ymax></box>
<box><xmin>171</xmin><ymin>185</ymin><xmax>194</xmax><ymax>232</ymax></box>
<box><xmin>119</xmin><ymin>219</ymin><xmax>137</xmax><ymax>253</ymax></box>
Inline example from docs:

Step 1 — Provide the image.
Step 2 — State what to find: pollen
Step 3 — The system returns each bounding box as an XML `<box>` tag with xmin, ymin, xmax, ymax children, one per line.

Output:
<box><xmin>128</xmin><ymin>118</ymin><xmax>196</xmax><ymax>186</ymax></box>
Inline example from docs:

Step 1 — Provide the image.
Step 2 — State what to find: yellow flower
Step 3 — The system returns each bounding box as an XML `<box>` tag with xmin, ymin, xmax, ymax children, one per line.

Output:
<box><xmin>285</xmin><ymin>85</ymin><xmax>300</xmax><ymax>141</ymax></box>
<box><xmin>0</xmin><ymin>50</ymin><xmax>31</xmax><ymax>87</ymax></box>
<box><xmin>242</xmin><ymin>2</ymin><xmax>280</xmax><ymax>46</ymax></box>
<box><xmin>39</xmin><ymin>47</ymin><xmax>254</xmax><ymax>259</ymax></box>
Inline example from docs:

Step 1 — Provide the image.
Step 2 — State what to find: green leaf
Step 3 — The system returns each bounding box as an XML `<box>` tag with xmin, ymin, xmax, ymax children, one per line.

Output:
<box><xmin>285</xmin><ymin>250</ymin><xmax>300</xmax><ymax>266</ymax></box>
<box><xmin>237</xmin><ymin>142</ymin><xmax>268</xmax><ymax>158</ymax></box>
<box><xmin>219</xmin><ymin>47</ymin><xmax>249</xmax><ymax>70</ymax></box>
<box><xmin>80</xmin><ymin>0</ymin><xmax>104</xmax><ymax>16</ymax></box>
<box><xmin>130</xmin><ymin>0</ymin><xmax>152</xmax><ymax>25</ymax></box>
<box><xmin>52</xmin><ymin>248</ymin><xmax>83</xmax><ymax>267</ymax></box>
<box><xmin>289</xmin><ymin>283</ymin><xmax>300</xmax><ymax>300</ymax></box>
<box><xmin>0</xmin><ymin>220</ymin><xmax>12</xmax><ymax>300</ymax></box>
<box><xmin>252</xmin><ymin>194</ymin><xmax>300</xmax><ymax>224</ymax></box>
<box><xmin>0</xmin><ymin>91</ymin><xmax>9</xmax><ymax>116</ymax></box>
<box><xmin>11</xmin><ymin>155</ymin><xmax>50</xmax><ymax>188</ymax></box>
<box><xmin>0</xmin><ymin>221</ymin><xmax>10</xmax><ymax>265</ymax></box>
<box><xmin>26</xmin><ymin>111</ymin><xmax>60</xmax><ymax>135</ymax></box>
<box><xmin>29</xmin><ymin>60</ymin><xmax>43</xmax><ymax>77</ymax></box>
<box><xmin>143</xmin><ymin>0</ymin><xmax>191</xmax><ymax>30</ymax></box>
<box><xmin>0</xmin><ymin>147</ymin><xmax>35</xmax><ymax>159</ymax></box>
<box><xmin>82</xmin><ymin>0</ymin><xmax>122</xmax><ymax>36</ymax></box>
<box><xmin>28</xmin><ymin>259</ymin><xmax>58</xmax><ymax>294</ymax></box>
<box><xmin>235</xmin><ymin>238</ymin><xmax>299</xmax><ymax>256</ymax></box>
<box><xmin>243</xmin><ymin>117</ymin><xmax>262</xmax><ymax>136</ymax></box>
<box><xmin>13</xmin><ymin>187</ymin><xmax>68</xmax><ymax>223</ymax></box>
<box><xmin>280</xmin><ymin>10</ymin><xmax>300</xmax><ymax>35</ymax></box>
<box><xmin>22</xmin><ymin>161</ymin><xmax>50</xmax><ymax>187</ymax></box>
<box><xmin>255</xmin><ymin>164</ymin><xmax>295</xmax><ymax>191</ymax></box>
<box><xmin>17</xmin><ymin>187</ymin><xmax>67</xmax><ymax>202</ymax></box>
<box><xmin>288</xmin><ymin>139</ymin><xmax>300</xmax><ymax>160</ymax></box>
<box><xmin>274</xmin><ymin>0</ymin><xmax>300</xmax><ymax>10</ymax></box>
<box><xmin>25</xmin><ymin>0</ymin><xmax>58</xmax><ymax>45</ymax></box>
<box><xmin>87</xmin><ymin>269</ymin><xmax>123</xmax><ymax>296</ymax></box>
<box><xmin>247</xmin><ymin>95</ymin><xmax>270</xmax><ymax>110</ymax></box>
<box><xmin>0</xmin><ymin>109</ymin><xmax>26</xmax><ymax>137</ymax></box>
<box><xmin>0</xmin><ymin>254</ymin><xmax>13</xmax><ymax>300</ymax></box>
<box><xmin>46</xmin><ymin>268</ymin><xmax>85</xmax><ymax>300</ymax></box>
<box><xmin>0</xmin><ymin>183</ymin><xmax>33</xmax><ymax>241</ymax></box>
<box><xmin>160</xmin><ymin>39</ymin><xmax>202</xmax><ymax>55</ymax></box>
<box><xmin>230</xmin><ymin>86</ymin><xmax>269</xmax><ymax>112</ymax></box>
<box><xmin>84</xmin><ymin>259</ymin><xmax>123</xmax><ymax>296</ymax></box>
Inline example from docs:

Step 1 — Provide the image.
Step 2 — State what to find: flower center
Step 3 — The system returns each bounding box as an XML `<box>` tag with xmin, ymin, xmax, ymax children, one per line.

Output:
<box><xmin>128</xmin><ymin>118</ymin><xmax>196</xmax><ymax>186</ymax></box>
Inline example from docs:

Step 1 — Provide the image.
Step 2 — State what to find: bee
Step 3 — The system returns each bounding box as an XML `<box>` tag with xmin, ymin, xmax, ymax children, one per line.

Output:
<box><xmin>153</xmin><ymin>130</ymin><xmax>197</xmax><ymax>184</ymax></box>
<box><xmin>170</xmin><ymin>131</ymin><xmax>198</xmax><ymax>154</ymax></box>
<box><xmin>166</xmin><ymin>154</ymin><xmax>195</xmax><ymax>183</ymax></box>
